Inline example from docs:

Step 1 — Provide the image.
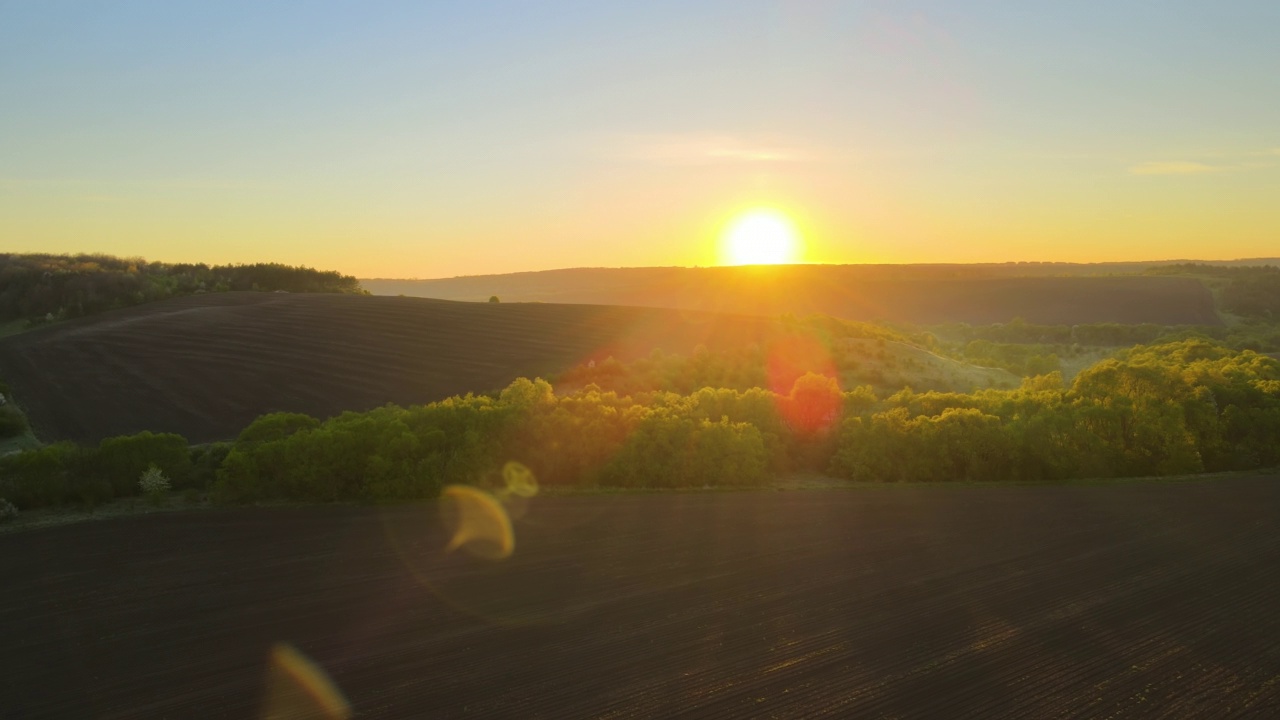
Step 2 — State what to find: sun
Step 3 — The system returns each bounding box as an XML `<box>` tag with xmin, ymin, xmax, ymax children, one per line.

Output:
<box><xmin>721</xmin><ymin>209</ymin><xmax>800</xmax><ymax>266</ymax></box>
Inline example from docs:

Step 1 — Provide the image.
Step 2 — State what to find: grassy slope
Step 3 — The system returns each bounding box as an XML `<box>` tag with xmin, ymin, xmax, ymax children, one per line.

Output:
<box><xmin>839</xmin><ymin>339</ymin><xmax>1022</xmax><ymax>393</ymax></box>
<box><xmin>0</xmin><ymin>430</ymin><xmax>39</xmax><ymax>456</ymax></box>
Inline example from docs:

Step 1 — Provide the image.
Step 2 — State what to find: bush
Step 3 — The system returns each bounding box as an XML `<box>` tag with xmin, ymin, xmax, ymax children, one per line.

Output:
<box><xmin>235</xmin><ymin>413</ymin><xmax>319</xmax><ymax>445</ymax></box>
<box><xmin>139</xmin><ymin>465</ymin><xmax>171</xmax><ymax>505</ymax></box>
<box><xmin>599</xmin><ymin>414</ymin><xmax>770</xmax><ymax>488</ymax></box>
<box><xmin>95</xmin><ymin>432</ymin><xmax>191</xmax><ymax>496</ymax></box>
<box><xmin>0</xmin><ymin>443</ymin><xmax>79</xmax><ymax>508</ymax></box>
<box><xmin>0</xmin><ymin>498</ymin><xmax>17</xmax><ymax>522</ymax></box>
<box><xmin>187</xmin><ymin>442</ymin><xmax>232</xmax><ymax>490</ymax></box>
<box><xmin>0</xmin><ymin>404</ymin><xmax>28</xmax><ymax>439</ymax></box>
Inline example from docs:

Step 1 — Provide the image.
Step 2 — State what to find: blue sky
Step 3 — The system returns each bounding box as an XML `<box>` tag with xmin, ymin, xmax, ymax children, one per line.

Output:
<box><xmin>2</xmin><ymin>1</ymin><xmax>1278</xmax><ymax>276</ymax></box>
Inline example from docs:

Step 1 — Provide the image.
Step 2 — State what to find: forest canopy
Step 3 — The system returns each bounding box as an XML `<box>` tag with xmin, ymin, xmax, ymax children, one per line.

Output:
<box><xmin>0</xmin><ymin>253</ymin><xmax>365</xmax><ymax>324</ymax></box>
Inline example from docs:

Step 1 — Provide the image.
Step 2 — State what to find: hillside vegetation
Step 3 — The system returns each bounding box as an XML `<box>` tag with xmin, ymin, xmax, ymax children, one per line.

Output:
<box><xmin>3</xmin><ymin>337</ymin><xmax>1278</xmax><ymax>511</ymax></box>
<box><xmin>3</xmin><ymin>268</ymin><xmax>1278</xmax><ymax>514</ymax></box>
<box><xmin>0</xmin><ymin>376</ymin><xmax>33</xmax><ymax>450</ymax></box>
<box><xmin>364</xmin><ymin>264</ymin><xmax>1222</xmax><ymax>326</ymax></box>
<box><xmin>0</xmin><ymin>253</ymin><xmax>364</xmax><ymax>326</ymax></box>
<box><xmin>1147</xmin><ymin>263</ymin><xmax>1280</xmax><ymax>321</ymax></box>
<box><xmin>557</xmin><ymin>337</ymin><xmax>1021</xmax><ymax>396</ymax></box>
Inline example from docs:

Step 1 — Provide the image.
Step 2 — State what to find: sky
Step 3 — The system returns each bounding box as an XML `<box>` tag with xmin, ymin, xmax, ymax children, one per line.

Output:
<box><xmin>2</xmin><ymin>1</ymin><xmax>1279</xmax><ymax>278</ymax></box>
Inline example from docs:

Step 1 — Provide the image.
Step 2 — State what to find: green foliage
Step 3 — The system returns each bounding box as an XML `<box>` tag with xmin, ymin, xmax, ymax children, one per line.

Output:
<box><xmin>5</xmin><ymin>338</ymin><xmax>1278</xmax><ymax>511</ymax></box>
<box><xmin>0</xmin><ymin>404</ymin><xmax>28</xmax><ymax>439</ymax></box>
<box><xmin>0</xmin><ymin>253</ymin><xmax>365</xmax><ymax>324</ymax></box>
<box><xmin>95</xmin><ymin>432</ymin><xmax>191</xmax><ymax>496</ymax></box>
<box><xmin>236</xmin><ymin>413</ymin><xmax>320</xmax><ymax>445</ymax></box>
<box><xmin>212</xmin><ymin>377</ymin><xmax>791</xmax><ymax>502</ymax></box>
<box><xmin>598</xmin><ymin>414</ymin><xmax>769</xmax><ymax>488</ymax></box>
<box><xmin>1146</xmin><ymin>263</ymin><xmax>1280</xmax><ymax>319</ymax></box>
<box><xmin>560</xmin><ymin>347</ymin><xmax>770</xmax><ymax>396</ymax></box>
<box><xmin>559</xmin><ymin>333</ymin><xmax>1013</xmax><ymax>398</ymax></box>
<box><xmin>188</xmin><ymin>442</ymin><xmax>232</xmax><ymax>491</ymax></box>
<box><xmin>930</xmin><ymin>317</ymin><xmax>1218</xmax><ymax>348</ymax></box>
<box><xmin>961</xmin><ymin>339</ymin><xmax>1062</xmax><ymax>376</ymax></box>
<box><xmin>0</xmin><ymin>432</ymin><xmax>194</xmax><ymax>509</ymax></box>
<box><xmin>831</xmin><ymin>339</ymin><xmax>1280</xmax><ymax>482</ymax></box>
<box><xmin>216</xmin><ymin>406</ymin><xmax>449</xmax><ymax>503</ymax></box>
<box><xmin>138</xmin><ymin>465</ymin><xmax>171</xmax><ymax>505</ymax></box>
<box><xmin>0</xmin><ymin>443</ymin><xmax>87</xmax><ymax>508</ymax></box>
<box><xmin>834</xmin><ymin>407</ymin><xmax>1015</xmax><ymax>483</ymax></box>
<box><xmin>1221</xmin><ymin>273</ymin><xmax>1280</xmax><ymax>319</ymax></box>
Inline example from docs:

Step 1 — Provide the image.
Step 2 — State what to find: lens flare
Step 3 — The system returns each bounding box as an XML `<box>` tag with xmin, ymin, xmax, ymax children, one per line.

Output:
<box><xmin>260</xmin><ymin>643</ymin><xmax>350</xmax><ymax>720</ymax></box>
<box><xmin>767</xmin><ymin>333</ymin><xmax>842</xmax><ymax>434</ymax></box>
<box><xmin>441</xmin><ymin>485</ymin><xmax>515</xmax><ymax>560</ymax></box>
<box><xmin>499</xmin><ymin>460</ymin><xmax>538</xmax><ymax>499</ymax></box>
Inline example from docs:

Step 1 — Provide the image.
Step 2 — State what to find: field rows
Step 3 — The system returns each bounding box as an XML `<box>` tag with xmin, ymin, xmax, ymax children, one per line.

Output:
<box><xmin>0</xmin><ymin>293</ymin><xmax>780</xmax><ymax>443</ymax></box>
<box><xmin>3</xmin><ymin>478</ymin><xmax>1279</xmax><ymax>718</ymax></box>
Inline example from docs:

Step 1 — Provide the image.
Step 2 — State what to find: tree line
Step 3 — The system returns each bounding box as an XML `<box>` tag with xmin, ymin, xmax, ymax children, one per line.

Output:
<box><xmin>0</xmin><ymin>253</ymin><xmax>365</xmax><ymax>325</ymax></box>
<box><xmin>0</xmin><ymin>376</ymin><xmax>29</xmax><ymax>439</ymax></box>
<box><xmin>2</xmin><ymin>338</ymin><xmax>1277</xmax><ymax>510</ymax></box>
<box><xmin>1146</xmin><ymin>263</ymin><xmax>1280</xmax><ymax>320</ymax></box>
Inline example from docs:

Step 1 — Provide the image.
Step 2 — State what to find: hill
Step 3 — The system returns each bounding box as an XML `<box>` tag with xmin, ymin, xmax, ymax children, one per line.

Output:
<box><xmin>0</xmin><ymin>293</ymin><xmax>797</xmax><ymax>444</ymax></box>
<box><xmin>0</xmin><ymin>292</ymin><xmax>1036</xmax><ymax>445</ymax></box>
<box><xmin>363</xmin><ymin>265</ymin><xmax>1223</xmax><ymax>326</ymax></box>
<box><xmin>0</xmin><ymin>253</ymin><xmax>364</xmax><ymax>326</ymax></box>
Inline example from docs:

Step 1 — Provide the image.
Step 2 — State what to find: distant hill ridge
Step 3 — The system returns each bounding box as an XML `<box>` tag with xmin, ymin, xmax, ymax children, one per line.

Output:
<box><xmin>363</xmin><ymin>263</ymin><xmax>1232</xmax><ymax>326</ymax></box>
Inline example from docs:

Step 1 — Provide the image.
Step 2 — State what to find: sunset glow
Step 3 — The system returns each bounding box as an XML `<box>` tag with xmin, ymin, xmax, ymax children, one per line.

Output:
<box><xmin>2</xmin><ymin>3</ymin><xmax>1278</xmax><ymax>276</ymax></box>
<box><xmin>722</xmin><ymin>210</ymin><xmax>800</xmax><ymax>266</ymax></box>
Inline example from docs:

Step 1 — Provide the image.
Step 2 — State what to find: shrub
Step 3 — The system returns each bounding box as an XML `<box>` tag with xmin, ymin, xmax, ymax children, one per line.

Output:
<box><xmin>187</xmin><ymin>442</ymin><xmax>232</xmax><ymax>490</ymax></box>
<box><xmin>0</xmin><ymin>498</ymin><xmax>18</xmax><ymax>522</ymax></box>
<box><xmin>138</xmin><ymin>465</ymin><xmax>171</xmax><ymax>505</ymax></box>
<box><xmin>599</xmin><ymin>414</ymin><xmax>770</xmax><ymax>488</ymax></box>
<box><xmin>95</xmin><ymin>432</ymin><xmax>191</xmax><ymax>496</ymax></box>
<box><xmin>235</xmin><ymin>413</ymin><xmax>319</xmax><ymax>445</ymax></box>
<box><xmin>0</xmin><ymin>443</ymin><xmax>79</xmax><ymax>508</ymax></box>
<box><xmin>0</xmin><ymin>404</ymin><xmax>28</xmax><ymax>439</ymax></box>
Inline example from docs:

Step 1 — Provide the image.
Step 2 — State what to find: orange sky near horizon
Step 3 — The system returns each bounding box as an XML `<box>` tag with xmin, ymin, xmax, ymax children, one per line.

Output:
<box><xmin>3</xmin><ymin>3</ymin><xmax>1278</xmax><ymax>279</ymax></box>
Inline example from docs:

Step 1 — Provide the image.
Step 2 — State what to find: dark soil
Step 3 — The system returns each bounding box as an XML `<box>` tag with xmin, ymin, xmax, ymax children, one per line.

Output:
<box><xmin>0</xmin><ymin>293</ymin><xmax>781</xmax><ymax>443</ymax></box>
<box><xmin>3</xmin><ymin>478</ymin><xmax>1279</xmax><ymax>718</ymax></box>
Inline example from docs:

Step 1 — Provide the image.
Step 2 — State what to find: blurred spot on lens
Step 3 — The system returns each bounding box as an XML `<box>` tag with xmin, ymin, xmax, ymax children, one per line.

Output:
<box><xmin>441</xmin><ymin>484</ymin><xmax>514</xmax><ymax>560</ymax></box>
<box><xmin>261</xmin><ymin>642</ymin><xmax>350</xmax><ymax>720</ymax></box>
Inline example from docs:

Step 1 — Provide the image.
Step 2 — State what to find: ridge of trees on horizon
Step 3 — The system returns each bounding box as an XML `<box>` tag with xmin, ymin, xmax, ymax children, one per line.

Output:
<box><xmin>2</xmin><ymin>338</ymin><xmax>1278</xmax><ymax>510</ymax></box>
<box><xmin>1147</xmin><ymin>264</ymin><xmax>1280</xmax><ymax>320</ymax></box>
<box><xmin>0</xmin><ymin>253</ymin><xmax>365</xmax><ymax>325</ymax></box>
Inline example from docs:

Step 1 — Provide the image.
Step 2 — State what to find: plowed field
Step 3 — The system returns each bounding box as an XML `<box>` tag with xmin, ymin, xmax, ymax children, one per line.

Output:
<box><xmin>4</xmin><ymin>478</ymin><xmax>1279</xmax><ymax>718</ymax></box>
<box><xmin>0</xmin><ymin>293</ymin><xmax>782</xmax><ymax>443</ymax></box>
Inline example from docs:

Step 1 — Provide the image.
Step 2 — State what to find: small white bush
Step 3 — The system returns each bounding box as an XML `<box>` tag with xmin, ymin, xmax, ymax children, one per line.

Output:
<box><xmin>0</xmin><ymin>498</ymin><xmax>18</xmax><ymax>522</ymax></box>
<box><xmin>139</xmin><ymin>465</ymin><xmax>171</xmax><ymax>495</ymax></box>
